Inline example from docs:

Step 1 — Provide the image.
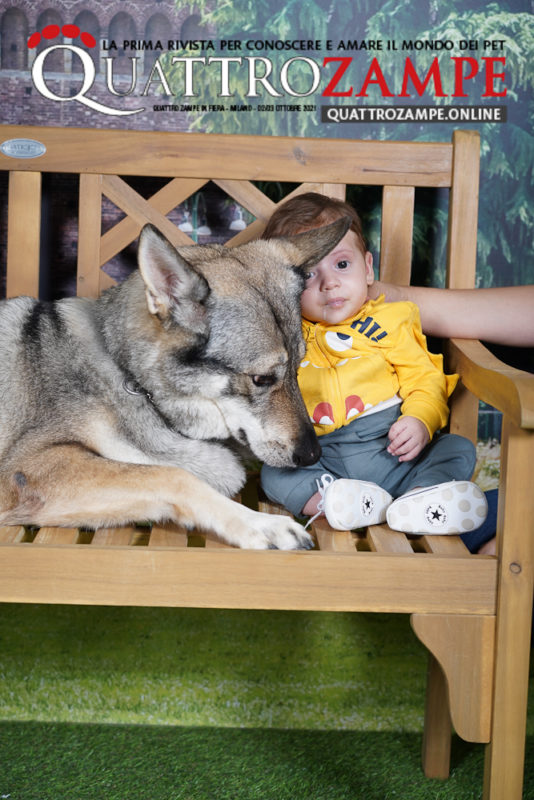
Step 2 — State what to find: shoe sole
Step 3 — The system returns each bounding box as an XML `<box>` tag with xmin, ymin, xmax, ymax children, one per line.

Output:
<box><xmin>386</xmin><ymin>481</ymin><xmax>488</xmax><ymax>535</ymax></box>
<box><xmin>324</xmin><ymin>479</ymin><xmax>393</xmax><ymax>530</ymax></box>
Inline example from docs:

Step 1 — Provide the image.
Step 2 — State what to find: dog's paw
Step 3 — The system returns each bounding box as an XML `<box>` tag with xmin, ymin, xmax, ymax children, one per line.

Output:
<box><xmin>241</xmin><ymin>511</ymin><xmax>314</xmax><ymax>550</ymax></box>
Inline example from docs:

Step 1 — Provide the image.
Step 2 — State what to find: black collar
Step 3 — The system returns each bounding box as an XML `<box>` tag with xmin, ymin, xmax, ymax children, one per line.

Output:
<box><xmin>121</xmin><ymin>375</ymin><xmax>190</xmax><ymax>436</ymax></box>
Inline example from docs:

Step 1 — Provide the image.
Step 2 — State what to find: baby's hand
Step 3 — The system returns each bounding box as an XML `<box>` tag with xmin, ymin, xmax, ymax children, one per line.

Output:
<box><xmin>387</xmin><ymin>416</ymin><xmax>429</xmax><ymax>462</ymax></box>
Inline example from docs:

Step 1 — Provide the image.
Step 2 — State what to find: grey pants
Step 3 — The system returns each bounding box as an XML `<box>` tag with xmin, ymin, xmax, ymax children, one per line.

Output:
<box><xmin>261</xmin><ymin>404</ymin><xmax>477</xmax><ymax>517</ymax></box>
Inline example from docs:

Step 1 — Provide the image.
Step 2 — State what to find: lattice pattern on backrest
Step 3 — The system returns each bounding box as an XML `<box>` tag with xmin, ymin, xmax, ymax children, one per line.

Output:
<box><xmin>78</xmin><ymin>175</ymin><xmax>348</xmax><ymax>298</ymax></box>
<box><xmin>1</xmin><ymin>127</ymin><xmax>478</xmax><ymax>307</ymax></box>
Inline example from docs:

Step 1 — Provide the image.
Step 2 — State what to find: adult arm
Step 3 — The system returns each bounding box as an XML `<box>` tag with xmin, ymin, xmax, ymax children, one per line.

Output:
<box><xmin>369</xmin><ymin>284</ymin><xmax>534</xmax><ymax>347</ymax></box>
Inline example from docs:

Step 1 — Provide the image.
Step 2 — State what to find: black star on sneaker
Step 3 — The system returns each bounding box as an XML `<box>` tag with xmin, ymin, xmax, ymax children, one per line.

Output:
<box><xmin>362</xmin><ymin>495</ymin><xmax>374</xmax><ymax>515</ymax></box>
<box><xmin>425</xmin><ymin>503</ymin><xmax>447</xmax><ymax>526</ymax></box>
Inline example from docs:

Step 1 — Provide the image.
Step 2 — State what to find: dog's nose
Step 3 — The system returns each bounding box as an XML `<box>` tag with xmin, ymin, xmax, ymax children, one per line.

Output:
<box><xmin>293</xmin><ymin>428</ymin><xmax>321</xmax><ymax>467</ymax></box>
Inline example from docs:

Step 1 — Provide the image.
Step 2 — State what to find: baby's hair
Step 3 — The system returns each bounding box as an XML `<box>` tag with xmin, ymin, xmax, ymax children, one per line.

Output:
<box><xmin>262</xmin><ymin>192</ymin><xmax>368</xmax><ymax>256</ymax></box>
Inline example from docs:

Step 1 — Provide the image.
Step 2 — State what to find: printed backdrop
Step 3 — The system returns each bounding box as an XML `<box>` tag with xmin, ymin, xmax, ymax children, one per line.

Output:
<box><xmin>0</xmin><ymin>0</ymin><xmax>532</xmax><ymax>293</ymax></box>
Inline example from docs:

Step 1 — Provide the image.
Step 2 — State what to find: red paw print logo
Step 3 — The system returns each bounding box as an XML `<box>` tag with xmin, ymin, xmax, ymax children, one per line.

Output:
<box><xmin>28</xmin><ymin>24</ymin><xmax>96</xmax><ymax>49</ymax></box>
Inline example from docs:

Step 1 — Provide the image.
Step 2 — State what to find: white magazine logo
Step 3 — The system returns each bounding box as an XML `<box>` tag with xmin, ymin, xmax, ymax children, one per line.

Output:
<box><xmin>31</xmin><ymin>45</ymin><xmax>144</xmax><ymax>117</ymax></box>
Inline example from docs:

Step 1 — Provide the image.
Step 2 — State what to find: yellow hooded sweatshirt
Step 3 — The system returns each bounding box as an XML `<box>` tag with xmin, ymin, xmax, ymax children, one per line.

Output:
<box><xmin>299</xmin><ymin>296</ymin><xmax>458</xmax><ymax>439</ymax></box>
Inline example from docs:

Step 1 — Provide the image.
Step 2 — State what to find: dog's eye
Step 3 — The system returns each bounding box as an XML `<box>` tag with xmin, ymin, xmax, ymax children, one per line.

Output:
<box><xmin>251</xmin><ymin>374</ymin><xmax>276</xmax><ymax>388</ymax></box>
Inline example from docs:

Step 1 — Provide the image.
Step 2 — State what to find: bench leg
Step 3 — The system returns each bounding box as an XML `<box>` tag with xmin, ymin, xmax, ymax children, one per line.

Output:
<box><xmin>412</xmin><ymin>613</ymin><xmax>495</xmax><ymax>746</ymax></box>
<box><xmin>482</xmin><ymin>420</ymin><xmax>534</xmax><ymax>800</ymax></box>
<box><xmin>421</xmin><ymin>653</ymin><xmax>452</xmax><ymax>779</ymax></box>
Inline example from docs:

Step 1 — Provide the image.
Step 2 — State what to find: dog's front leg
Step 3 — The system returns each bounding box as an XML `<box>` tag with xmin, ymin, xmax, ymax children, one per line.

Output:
<box><xmin>0</xmin><ymin>444</ymin><xmax>313</xmax><ymax>550</ymax></box>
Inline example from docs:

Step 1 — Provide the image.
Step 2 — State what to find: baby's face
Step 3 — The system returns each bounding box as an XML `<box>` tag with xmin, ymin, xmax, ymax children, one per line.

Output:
<box><xmin>300</xmin><ymin>230</ymin><xmax>374</xmax><ymax>324</ymax></box>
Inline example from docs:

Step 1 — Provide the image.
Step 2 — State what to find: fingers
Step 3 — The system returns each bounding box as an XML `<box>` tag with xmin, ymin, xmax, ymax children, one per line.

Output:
<box><xmin>388</xmin><ymin>431</ymin><xmax>420</xmax><ymax>460</ymax></box>
<box><xmin>387</xmin><ymin>417</ymin><xmax>429</xmax><ymax>462</ymax></box>
<box><xmin>396</xmin><ymin>443</ymin><xmax>423</xmax><ymax>462</ymax></box>
<box><xmin>387</xmin><ymin>420</ymin><xmax>412</xmax><ymax>454</ymax></box>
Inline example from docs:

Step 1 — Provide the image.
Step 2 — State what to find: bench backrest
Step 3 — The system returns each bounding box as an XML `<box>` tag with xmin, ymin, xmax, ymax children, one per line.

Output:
<box><xmin>1</xmin><ymin>125</ymin><xmax>480</xmax><ymax>442</ymax></box>
<box><xmin>1</xmin><ymin>125</ymin><xmax>479</xmax><ymax>295</ymax></box>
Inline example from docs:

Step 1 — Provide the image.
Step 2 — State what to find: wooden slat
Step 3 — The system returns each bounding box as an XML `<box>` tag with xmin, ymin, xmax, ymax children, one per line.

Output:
<box><xmin>0</xmin><ymin>546</ymin><xmax>497</xmax><ymax>613</ymax></box>
<box><xmin>101</xmin><ymin>175</ymin><xmax>193</xmax><ymax>248</ymax></box>
<box><xmin>205</xmin><ymin>536</ymin><xmax>235</xmax><ymax>549</ymax></box>
<box><xmin>380</xmin><ymin>185</ymin><xmax>415</xmax><ymax>284</ymax></box>
<box><xmin>312</xmin><ymin>518</ymin><xmax>356</xmax><ymax>552</ymax></box>
<box><xmin>91</xmin><ymin>527</ymin><xmax>137</xmax><ymax>546</ymax></box>
<box><xmin>213</xmin><ymin>179</ymin><xmax>275</xmax><ymax>222</ymax></box>
<box><xmin>224</xmin><ymin>217</ymin><xmax>266</xmax><ymax>247</ymax></box>
<box><xmin>0</xmin><ymin>126</ymin><xmax>454</xmax><ymax>187</ymax></box>
<box><xmin>6</xmin><ymin>171</ymin><xmax>41</xmax><ymax>298</ymax></box>
<box><xmin>367</xmin><ymin>524</ymin><xmax>414</xmax><ymax>554</ymax></box>
<box><xmin>77</xmin><ymin>173</ymin><xmax>102</xmax><ymax>298</ymax></box>
<box><xmin>100</xmin><ymin>177</ymin><xmax>208</xmax><ymax>265</ymax></box>
<box><xmin>149</xmin><ymin>523</ymin><xmax>188</xmax><ymax>547</ymax></box>
<box><xmin>420</xmin><ymin>535</ymin><xmax>472</xmax><ymax>556</ymax></box>
<box><xmin>0</xmin><ymin>526</ymin><xmax>26</xmax><ymax>543</ymax></box>
<box><xmin>257</xmin><ymin>498</ymin><xmax>293</xmax><ymax>517</ymax></box>
<box><xmin>224</xmin><ymin>181</ymin><xmax>326</xmax><ymax>246</ymax></box>
<box><xmin>33</xmin><ymin>528</ymin><xmax>80</xmax><ymax>545</ymax></box>
<box><xmin>448</xmin><ymin>380</ymin><xmax>479</xmax><ymax>445</ymax></box>
<box><xmin>98</xmin><ymin>271</ymin><xmax>117</xmax><ymax>292</ymax></box>
<box><xmin>316</xmin><ymin>183</ymin><xmax>347</xmax><ymax>200</ymax></box>
<box><xmin>446</xmin><ymin>129</ymin><xmax>480</xmax><ymax>289</ymax></box>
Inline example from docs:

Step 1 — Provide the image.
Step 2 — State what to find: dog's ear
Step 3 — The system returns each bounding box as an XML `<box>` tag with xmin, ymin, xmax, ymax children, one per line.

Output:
<box><xmin>138</xmin><ymin>225</ymin><xmax>210</xmax><ymax>333</ymax></box>
<box><xmin>279</xmin><ymin>217</ymin><xmax>352</xmax><ymax>270</ymax></box>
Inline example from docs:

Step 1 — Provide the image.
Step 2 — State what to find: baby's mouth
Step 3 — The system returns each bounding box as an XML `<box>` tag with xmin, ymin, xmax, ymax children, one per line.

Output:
<box><xmin>325</xmin><ymin>297</ymin><xmax>346</xmax><ymax>308</ymax></box>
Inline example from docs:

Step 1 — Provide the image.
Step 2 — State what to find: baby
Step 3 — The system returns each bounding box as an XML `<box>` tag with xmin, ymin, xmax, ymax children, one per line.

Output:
<box><xmin>260</xmin><ymin>193</ymin><xmax>487</xmax><ymax>534</ymax></box>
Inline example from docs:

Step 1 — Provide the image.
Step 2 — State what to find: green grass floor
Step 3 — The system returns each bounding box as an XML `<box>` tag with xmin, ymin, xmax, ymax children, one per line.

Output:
<box><xmin>0</xmin><ymin>604</ymin><xmax>532</xmax><ymax>799</ymax></box>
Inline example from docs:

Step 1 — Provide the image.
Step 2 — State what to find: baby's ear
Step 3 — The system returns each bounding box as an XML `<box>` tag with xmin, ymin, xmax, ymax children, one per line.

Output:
<box><xmin>276</xmin><ymin>217</ymin><xmax>351</xmax><ymax>271</ymax></box>
<box><xmin>365</xmin><ymin>251</ymin><xmax>374</xmax><ymax>284</ymax></box>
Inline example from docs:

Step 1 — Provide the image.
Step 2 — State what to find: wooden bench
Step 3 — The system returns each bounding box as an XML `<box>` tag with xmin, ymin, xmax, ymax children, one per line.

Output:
<box><xmin>1</xmin><ymin>125</ymin><xmax>533</xmax><ymax>799</ymax></box>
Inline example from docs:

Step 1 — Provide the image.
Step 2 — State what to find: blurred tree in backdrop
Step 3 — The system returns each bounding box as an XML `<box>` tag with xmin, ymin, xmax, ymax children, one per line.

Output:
<box><xmin>170</xmin><ymin>0</ymin><xmax>533</xmax><ymax>288</ymax></box>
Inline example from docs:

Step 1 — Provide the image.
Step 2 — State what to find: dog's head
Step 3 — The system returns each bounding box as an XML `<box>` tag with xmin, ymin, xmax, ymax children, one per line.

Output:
<box><xmin>136</xmin><ymin>218</ymin><xmax>350</xmax><ymax>468</ymax></box>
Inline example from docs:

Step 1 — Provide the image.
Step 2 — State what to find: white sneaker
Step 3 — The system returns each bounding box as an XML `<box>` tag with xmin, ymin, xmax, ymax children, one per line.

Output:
<box><xmin>386</xmin><ymin>480</ymin><xmax>488</xmax><ymax>535</ymax></box>
<box><xmin>308</xmin><ymin>474</ymin><xmax>393</xmax><ymax>531</ymax></box>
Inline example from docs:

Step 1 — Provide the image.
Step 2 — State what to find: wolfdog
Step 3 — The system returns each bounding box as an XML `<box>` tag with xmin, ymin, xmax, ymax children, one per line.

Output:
<box><xmin>0</xmin><ymin>218</ymin><xmax>349</xmax><ymax>548</ymax></box>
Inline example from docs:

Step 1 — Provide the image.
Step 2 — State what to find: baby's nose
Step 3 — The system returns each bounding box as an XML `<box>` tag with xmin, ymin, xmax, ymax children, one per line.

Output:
<box><xmin>321</xmin><ymin>273</ymin><xmax>339</xmax><ymax>289</ymax></box>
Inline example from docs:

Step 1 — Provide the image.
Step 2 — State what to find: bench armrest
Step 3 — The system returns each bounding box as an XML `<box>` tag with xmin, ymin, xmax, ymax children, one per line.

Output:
<box><xmin>447</xmin><ymin>338</ymin><xmax>534</xmax><ymax>429</ymax></box>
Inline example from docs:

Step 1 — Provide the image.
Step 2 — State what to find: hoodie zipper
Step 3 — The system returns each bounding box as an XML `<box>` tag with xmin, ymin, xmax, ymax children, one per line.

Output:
<box><xmin>306</xmin><ymin>322</ymin><xmax>346</xmax><ymax>428</ymax></box>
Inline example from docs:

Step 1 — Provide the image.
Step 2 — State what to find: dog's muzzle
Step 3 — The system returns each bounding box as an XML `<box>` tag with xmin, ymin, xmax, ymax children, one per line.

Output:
<box><xmin>292</xmin><ymin>427</ymin><xmax>322</xmax><ymax>467</ymax></box>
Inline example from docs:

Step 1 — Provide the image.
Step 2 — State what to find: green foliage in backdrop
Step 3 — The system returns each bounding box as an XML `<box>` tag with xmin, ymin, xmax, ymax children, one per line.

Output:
<box><xmin>171</xmin><ymin>0</ymin><xmax>533</xmax><ymax>289</ymax></box>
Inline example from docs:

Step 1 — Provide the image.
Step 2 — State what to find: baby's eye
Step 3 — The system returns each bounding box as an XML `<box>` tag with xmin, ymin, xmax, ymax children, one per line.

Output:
<box><xmin>304</xmin><ymin>269</ymin><xmax>316</xmax><ymax>281</ymax></box>
<box><xmin>336</xmin><ymin>260</ymin><xmax>350</xmax><ymax>270</ymax></box>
